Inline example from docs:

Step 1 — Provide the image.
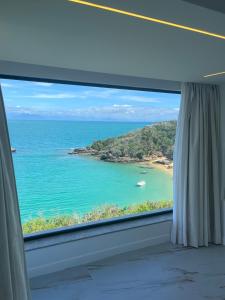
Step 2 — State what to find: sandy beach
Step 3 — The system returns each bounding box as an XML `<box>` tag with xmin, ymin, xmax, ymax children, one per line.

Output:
<box><xmin>137</xmin><ymin>160</ymin><xmax>173</xmax><ymax>176</ymax></box>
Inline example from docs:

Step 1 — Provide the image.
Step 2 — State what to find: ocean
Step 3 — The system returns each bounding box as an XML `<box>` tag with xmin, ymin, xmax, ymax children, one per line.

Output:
<box><xmin>8</xmin><ymin>120</ymin><xmax>173</xmax><ymax>223</ymax></box>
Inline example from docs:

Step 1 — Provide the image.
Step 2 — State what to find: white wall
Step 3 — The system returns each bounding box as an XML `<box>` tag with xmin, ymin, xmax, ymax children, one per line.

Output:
<box><xmin>0</xmin><ymin>61</ymin><xmax>180</xmax><ymax>93</ymax></box>
<box><xmin>25</xmin><ymin>214</ymin><xmax>172</xmax><ymax>278</ymax></box>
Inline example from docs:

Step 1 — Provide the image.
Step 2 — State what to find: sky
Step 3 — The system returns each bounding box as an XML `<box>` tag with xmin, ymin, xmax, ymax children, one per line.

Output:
<box><xmin>0</xmin><ymin>79</ymin><xmax>180</xmax><ymax>122</ymax></box>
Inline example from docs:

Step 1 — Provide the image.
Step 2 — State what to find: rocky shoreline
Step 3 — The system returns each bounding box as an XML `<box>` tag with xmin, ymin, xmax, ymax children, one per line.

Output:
<box><xmin>68</xmin><ymin>147</ymin><xmax>97</xmax><ymax>155</ymax></box>
<box><xmin>68</xmin><ymin>147</ymin><xmax>173</xmax><ymax>172</ymax></box>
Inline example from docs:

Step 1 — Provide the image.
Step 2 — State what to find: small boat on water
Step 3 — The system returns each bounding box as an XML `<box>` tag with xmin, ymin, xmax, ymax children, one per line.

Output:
<box><xmin>136</xmin><ymin>180</ymin><xmax>146</xmax><ymax>187</ymax></box>
<box><xmin>140</xmin><ymin>171</ymin><xmax>148</xmax><ymax>174</ymax></box>
<box><xmin>11</xmin><ymin>147</ymin><xmax>16</xmax><ymax>153</ymax></box>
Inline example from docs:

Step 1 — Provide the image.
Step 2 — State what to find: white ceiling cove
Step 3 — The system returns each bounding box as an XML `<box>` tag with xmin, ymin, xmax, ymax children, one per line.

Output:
<box><xmin>1</xmin><ymin>0</ymin><xmax>225</xmax><ymax>84</ymax></box>
<box><xmin>183</xmin><ymin>0</ymin><xmax>225</xmax><ymax>14</ymax></box>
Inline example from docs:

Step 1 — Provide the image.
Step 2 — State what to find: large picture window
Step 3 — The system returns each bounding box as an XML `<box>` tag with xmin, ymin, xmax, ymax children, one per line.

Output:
<box><xmin>1</xmin><ymin>79</ymin><xmax>180</xmax><ymax>234</ymax></box>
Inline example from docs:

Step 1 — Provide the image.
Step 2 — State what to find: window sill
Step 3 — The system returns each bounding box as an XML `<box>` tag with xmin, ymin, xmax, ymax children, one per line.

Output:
<box><xmin>24</xmin><ymin>208</ymin><xmax>172</xmax><ymax>251</ymax></box>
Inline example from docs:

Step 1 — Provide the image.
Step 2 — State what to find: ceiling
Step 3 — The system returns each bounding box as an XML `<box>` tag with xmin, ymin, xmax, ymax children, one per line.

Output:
<box><xmin>1</xmin><ymin>0</ymin><xmax>225</xmax><ymax>84</ymax></box>
<box><xmin>183</xmin><ymin>0</ymin><xmax>225</xmax><ymax>14</ymax></box>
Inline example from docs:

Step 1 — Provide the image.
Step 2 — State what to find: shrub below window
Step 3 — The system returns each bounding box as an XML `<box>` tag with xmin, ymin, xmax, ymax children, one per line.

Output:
<box><xmin>23</xmin><ymin>200</ymin><xmax>173</xmax><ymax>234</ymax></box>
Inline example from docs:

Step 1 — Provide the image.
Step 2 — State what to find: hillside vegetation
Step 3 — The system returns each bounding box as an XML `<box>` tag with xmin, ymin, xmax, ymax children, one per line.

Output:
<box><xmin>89</xmin><ymin>121</ymin><xmax>177</xmax><ymax>162</ymax></box>
<box><xmin>23</xmin><ymin>200</ymin><xmax>173</xmax><ymax>234</ymax></box>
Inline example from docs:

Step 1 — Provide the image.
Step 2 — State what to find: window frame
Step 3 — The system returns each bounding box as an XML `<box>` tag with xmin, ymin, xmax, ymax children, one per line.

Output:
<box><xmin>0</xmin><ymin>74</ymin><xmax>179</xmax><ymax>241</ymax></box>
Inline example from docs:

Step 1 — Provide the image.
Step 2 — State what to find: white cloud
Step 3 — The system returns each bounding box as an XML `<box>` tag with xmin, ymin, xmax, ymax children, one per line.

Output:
<box><xmin>83</xmin><ymin>89</ymin><xmax>118</xmax><ymax>99</ymax></box>
<box><xmin>32</xmin><ymin>82</ymin><xmax>53</xmax><ymax>87</ymax></box>
<box><xmin>31</xmin><ymin>93</ymin><xmax>82</xmax><ymax>99</ymax></box>
<box><xmin>5</xmin><ymin>101</ymin><xmax>179</xmax><ymax>122</ymax></box>
<box><xmin>29</xmin><ymin>88</ymin><xmax>119</xmax><ymax>100</ymax></box>
<box><xmin>6</xmin><ymin>106</ymin><xmax>36</xmax><ymax>115</ymax></box>
<box><xmin>120</xmin><ymin>95</ymin><xmax>159</xmax><ymax>103</ymax></box>
<box><xmin>29</xmin><ymin>89</ymin><xmax>162</xmax><ymax>104</ymax></box>
<box><xmin>60</xmin><ymin>105</ymin><xmax>179</xmax><ymax>122</ymax></box>
<box><xmin>6</xmin><ymin>104</ymin><xmax>179</xmax><ymax>121</ymax></box>
<box><xmin>113</xmin><ymin>104</ymin><xmax>132</xmax><ymax>108</ymax></box>
<box><xmin>1</xmin><ymin>83</ymin><xmax>14</xmax><ymax>88</ymax></box>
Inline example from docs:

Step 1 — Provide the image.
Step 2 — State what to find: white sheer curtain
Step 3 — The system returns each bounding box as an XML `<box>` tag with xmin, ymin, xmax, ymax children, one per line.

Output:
<box><xmin>172</xmin><ymin>83</ymin><xmax>222</xmax><ymax>247</ymax></box>
<box><xmin>0</xmin><ymin>85</ymin><xmax>31</xmax><ymax>299</ymax></box>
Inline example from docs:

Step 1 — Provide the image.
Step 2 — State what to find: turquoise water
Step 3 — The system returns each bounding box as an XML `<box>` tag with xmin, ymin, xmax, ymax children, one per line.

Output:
<box><xmin>8</xmin><ymin>120</ymin><xmax>173</xmax><ymax>223</ymax></box>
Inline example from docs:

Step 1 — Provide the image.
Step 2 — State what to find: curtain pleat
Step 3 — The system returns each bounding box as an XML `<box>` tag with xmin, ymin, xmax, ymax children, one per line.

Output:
<box><xmin>172</xmin><ymin>83</ymin><xmax>222</xmax><ymax>247</ymax></box>
<box><xmin>0</xmin><ymin>85</ymin><xmax>31</xmax><ymax>299</ymax></box>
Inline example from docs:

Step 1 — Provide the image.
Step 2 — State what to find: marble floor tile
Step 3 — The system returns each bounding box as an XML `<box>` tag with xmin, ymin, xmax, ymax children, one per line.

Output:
<box><xmin>31</xmin><ymin>243</ymin><xmax>225</xmax><ymax>300</ymax></box>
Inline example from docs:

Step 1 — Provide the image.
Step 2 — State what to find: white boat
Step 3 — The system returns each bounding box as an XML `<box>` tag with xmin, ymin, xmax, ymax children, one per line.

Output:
<box><xmin>140</xmin><ymin>171</ymin><xmax>148</xmax><ymax>174</ymax></box>
<box><xmin>136</xmin><ymin>180</ymin><xmax>146</xmax><ymax>187</ymax></box>
<box><xmin>11</xmin><ymin>147</ymin><xmax>16</xmax><ymax>153</ymax></box>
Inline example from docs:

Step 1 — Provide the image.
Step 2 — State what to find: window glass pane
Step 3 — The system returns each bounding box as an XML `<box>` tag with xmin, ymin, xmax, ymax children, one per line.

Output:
<box><xmin>1</xmin><ymin>79</ymin><xmax>180</xmax><ymax>234</ymax></box>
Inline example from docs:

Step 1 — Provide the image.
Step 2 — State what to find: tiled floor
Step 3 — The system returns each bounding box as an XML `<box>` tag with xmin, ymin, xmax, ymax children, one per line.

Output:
<box><xmin>31</xmin><ymin>243</ymin><xmax>225</xmax><ymax>300</ymax></box>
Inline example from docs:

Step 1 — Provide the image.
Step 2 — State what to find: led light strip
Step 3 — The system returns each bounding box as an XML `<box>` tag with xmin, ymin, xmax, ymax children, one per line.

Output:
<box><xmin>68</xmin><ymin>0</ymin><xmax>225</xmax><ymax>40</ymax></box>
<box><xmin>204</xmin><ymin>71</ymin><xmax>225</xmax><ymax>78</ymax></box>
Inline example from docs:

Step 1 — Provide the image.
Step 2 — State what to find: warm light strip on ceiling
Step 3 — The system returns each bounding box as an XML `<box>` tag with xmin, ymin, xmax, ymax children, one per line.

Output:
<box><xmin>204</xmin><ymin>71</ymin><xmax>225</xmax><ymax>78</ymax></box>
<box><xmin>68</xmin><ymin>0</ymin><xmax>225</xmax><ymax>40</ymax></box>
